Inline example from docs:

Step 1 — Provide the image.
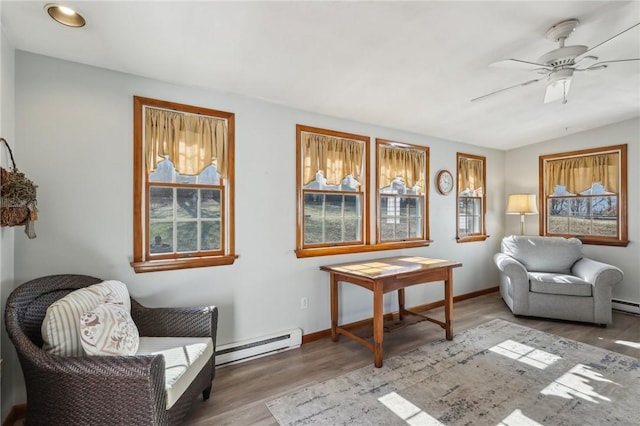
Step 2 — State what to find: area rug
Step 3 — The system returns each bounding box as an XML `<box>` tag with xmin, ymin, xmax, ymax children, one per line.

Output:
<box><xmin>266</xmin><ymin>319</ymin><xmax>640</xmax><ymax>425</ymax></box>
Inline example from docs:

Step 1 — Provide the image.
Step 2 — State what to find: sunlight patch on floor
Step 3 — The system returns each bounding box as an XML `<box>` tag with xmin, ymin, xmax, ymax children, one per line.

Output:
<box><xmin>540</xmin><ymin>363</ymin><xmax>618</xmax><ymax>403</ymax></box>
<box><xmin>489</xmin><ymin>339</ymin><xmax>561</xmax><ymax>369</ymax></box>
<box><xmin>378</xmin><ymin>392</ymin><xmax>444</xmax><ymax>426</ymax></box>
<box><xmin>498</xmin><ymin>409</ymin><xmax>543</xmax><ymax>426</ymax></box>
<box><xmin>614</xmin><ymin>339</ymin><xmax>640</xmax><ymax>349</ymax></box>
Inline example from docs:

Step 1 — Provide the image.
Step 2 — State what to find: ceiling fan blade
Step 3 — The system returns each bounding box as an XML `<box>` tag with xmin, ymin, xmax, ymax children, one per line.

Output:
<box><xmin>574</xmin><ymin>55</ymin><xmax>598</xmax><ymax>68</ymax></box>
<box><xmin>471</xmin><ymin>79</ymin><xmax>542</xmax><ymax>103</ymax></box>
<box><xmin>544</xmin><ymin>78</ymin><xmax>572</xmax><ymax>104</ymax></box>
<box><xmin>576</xmin><ymin>22</ymin><xmax>640</xmax><ymax>60</ymax></box>
<box><xmin>577</xmin><ymin>58</ymin><xmax>640</xmax><ymax>71</ymax></box>
<box><xmin>491</xmin><ymin>59</ymin><xmax>551</xmax><ymax>71</ymax></box>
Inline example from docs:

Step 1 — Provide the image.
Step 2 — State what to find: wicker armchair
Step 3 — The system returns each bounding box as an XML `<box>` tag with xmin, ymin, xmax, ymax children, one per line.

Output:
<box><xmin>5</xmin><ymin>274</ymin><xmax>218</xmax><ymax>425</ymax></box>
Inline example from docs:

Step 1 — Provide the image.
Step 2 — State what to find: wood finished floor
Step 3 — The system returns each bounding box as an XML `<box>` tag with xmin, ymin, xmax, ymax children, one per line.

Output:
<box><xmin>183</xmin><ymin>291</ymin><xmax>640</xmax><ymax>425</ymax></box>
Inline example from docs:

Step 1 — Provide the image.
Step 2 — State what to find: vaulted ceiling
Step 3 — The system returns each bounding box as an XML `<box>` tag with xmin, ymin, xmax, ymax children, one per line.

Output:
<box><xmin>2</xmin><ymin>1</ymin><xmax>639</xmax><ymax>150</ymax></box>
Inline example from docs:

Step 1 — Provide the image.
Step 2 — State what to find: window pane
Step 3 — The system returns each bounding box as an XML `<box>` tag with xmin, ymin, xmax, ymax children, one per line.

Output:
<box><xmin>324</xmin><ymin>219</ymin><xmax>342</xmax><ymax>243</ymax></box>
<box><xmin>344</xmin><ymin>217</ymin><xmax>360</xmax><ymax>241</ymax></box>
<box><xmin>177</xmin><ymin>222</ymin><xmax>197</xmax><ymax>252</ymax></box>
<box><xmin>303</xmin><ymin>193</ymin><xmax>323</xmax><ymax>244</ymax></box>
<box><xmin>176</xmin><ymin>188</ymin><xmax>198</xmax><ymax>219</ymax></box>
<box><xmin>395</xmin><ymin>216</ymin><xmax>409</xmax><ymax>239</ymax></box>
<box><xmin>303</xmin><ymin>192</ymin><xmax>362</xmax><ymax>244</ymax></box>
<box><xmin>380</xmin><ymin>195</ymin><xmax>422</xmax><ymax>241</ymax></box>
<box><xmin>201</xmin><ymin>189</ymin><xmax>221</xmax><ymax>218</ymax></box>
<box><xmin>197</xmin><ymin>165</ymin><xmax>220</xmax><ymax>185</ymax></box>
<box><xmin>304</xmin><ymin>216</ymin><xmax>323</xmax><ymax>244</ymax></box>
<box><xmin>149</xmin><ymin>223</ymin><xmax>173</xmax><ymax>254</ymax></box>
<box><xmin>343</xmin><ymin>194</ymin><xmax>360</xmax><ymax>241</ymax></box>
<box><xmin>408</xmin><ymin>217</ymin><xmax>421</xmax><ymax>238</ymax></box>
<box><xmin>149</xmin><ymin>187</ymin><xmax>173</xmax><ymax>219</ymax></box>
<box><xmin>201</xmin><ymin>221</ymin><xmax>221</xmax><ymax>250</ymax></box>
<box><xmin>548</xmin><ymin>196</ymin><xmax>618</xmax><ymax>237</ymax></box>
<box><xmin>458</xmin><ymin>197</ymin><xmax>482</xmax><ymax>235</ymax></box>
<box><xmin>149</xmin><ymin>159</ymin><xmax>176</xmax><ymax>183</ymax></box>
<box><xmin>324</xmin><ymin>194</ymin><xmax>343</xmax><ymax>243</ymax></box>
<box><xmin>324</xmin><ymin>194</ymin><xmax>343</xmax><ymax>217</ymax></box>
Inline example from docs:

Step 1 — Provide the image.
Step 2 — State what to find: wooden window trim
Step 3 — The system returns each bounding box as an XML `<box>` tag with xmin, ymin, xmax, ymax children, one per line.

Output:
<box><xmin>538</xmin><ymin>144</ymin><xmax>628</xmax><ymax>247</ymax></box>
<box><xmin>132</xmin><ymin>96</ymin><xmax>237</xmax><ymax>273</ymax></box>
<box><xmin>375</xmin><ymin>139</ymin><xmax>430</xmax><ymax>246</ymax></box>
<box><xmin>456</xmin><ymin>152</ymin><xmax>488</xmax><ymax>243</ymax></box>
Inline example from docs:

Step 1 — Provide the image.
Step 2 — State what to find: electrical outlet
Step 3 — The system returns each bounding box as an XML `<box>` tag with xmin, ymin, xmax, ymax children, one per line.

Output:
<box><xmin>300</xmin><ymin>297</ymin><xmax>308</xmax><ymax>310</ymax></box>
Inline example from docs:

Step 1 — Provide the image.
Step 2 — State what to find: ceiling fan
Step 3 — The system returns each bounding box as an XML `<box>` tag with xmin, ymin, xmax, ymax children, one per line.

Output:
<box><xmin>471</xmin><ymin>19</ymin><xmax>640</xmax><ymax>104</ymax></box>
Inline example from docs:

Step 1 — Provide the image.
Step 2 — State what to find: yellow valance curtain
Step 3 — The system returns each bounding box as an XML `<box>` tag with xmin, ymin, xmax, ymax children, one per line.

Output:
<box><xmin>545</xmin><ymin>152</ymin><xmax>619</xmax><ymax>195</ymax></box>
<box><xmin>145</xmin><ymin>107</ymin><xmax>228</xmax><ymax>177</ymax></box>
<box><xmin>302</xmin><ymin>133</ymin><xmax>364</xmax><ymax>186</ymax></box>
<box><xmin>458</xmin><ymin>157</ymin><xmax>484</xmax><ymax>194</ymax></box>
<box><xmin>378</xmin><ymin>145</ymin><xmax>426</xmax><ymax>192</ymax></box>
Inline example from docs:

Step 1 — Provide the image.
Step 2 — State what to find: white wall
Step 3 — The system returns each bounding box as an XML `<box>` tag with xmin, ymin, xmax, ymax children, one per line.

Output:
<box><xmin>13</xmin><ymin>50</ymin><xmax>503</xmax><ymax>341</ymax></box>
<box><xmin>505</xmin><ymin>118</ymin><xmax>640</xmax><ymax>304</ymax></box>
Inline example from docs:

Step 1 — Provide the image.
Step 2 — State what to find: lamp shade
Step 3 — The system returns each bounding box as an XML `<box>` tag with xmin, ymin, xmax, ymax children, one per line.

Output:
<box><xmin>506</xmin><ymin>194</ymin><xmax>538</xmax><ymax>215</ymax></box>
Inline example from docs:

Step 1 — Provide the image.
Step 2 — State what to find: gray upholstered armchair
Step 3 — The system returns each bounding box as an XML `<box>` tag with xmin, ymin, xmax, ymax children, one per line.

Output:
<box><xmin>5</xmin><ymin>274</ymin><xmax>218</xmax><ymax>425</ymax></box>
<box><xmin>494</xmin><ymin>235</ymin><xmax>623</xmax><ymax>325</ymax></box>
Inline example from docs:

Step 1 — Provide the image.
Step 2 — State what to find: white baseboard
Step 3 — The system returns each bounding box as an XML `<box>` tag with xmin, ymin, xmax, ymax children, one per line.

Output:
<box><xmin>612</xmin><ymin>298</ymin><xmax>640</xmax><ymax>315</ymax></box>
<box><xmin>215</xmin><ymin>328</ymin><xmax>302</xmax><ymax>367</ymax></box>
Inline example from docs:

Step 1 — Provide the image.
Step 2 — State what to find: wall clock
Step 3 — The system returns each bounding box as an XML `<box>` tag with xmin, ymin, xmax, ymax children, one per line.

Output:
<box><xmin>436</xmin><ymin>170</ymin><xmax>454</xmax><ymax>195</ymax></box>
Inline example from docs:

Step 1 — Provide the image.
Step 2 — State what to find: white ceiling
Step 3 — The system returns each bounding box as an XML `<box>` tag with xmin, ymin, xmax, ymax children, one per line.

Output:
<box><xmin>2</xmin><ymin>1</ymin><xmax>639</xmax><ymax>150</ymax></box>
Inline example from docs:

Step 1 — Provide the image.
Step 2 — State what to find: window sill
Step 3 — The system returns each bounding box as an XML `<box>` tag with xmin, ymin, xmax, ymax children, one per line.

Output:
<box><xmin>295</xmin><ymin>240</ymin><xmax>432</xmax><ymax>258</ymax></box>
<box><xmin>131</xmin><ymin>255</ymin><xmax>238</xmax><ymax>273</ymax></box>
<box><xmin>456</xmin><ymin>235</ymin><xmax>490</xmax><ymax>243</ymax></box>
<box><xmin>557</xmin><ymin>236</ymin><xmax>629</xmax><ymax>247</ymax></box>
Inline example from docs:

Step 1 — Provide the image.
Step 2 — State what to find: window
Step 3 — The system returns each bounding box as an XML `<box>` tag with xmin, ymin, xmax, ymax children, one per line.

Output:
<box><xmin>295</xmin><ymin>126</ymin><xmax>431</xmax><ymax>258</ymax></box>
<box><xmin>540</xmin><ymin>144</ymin><xmax>627</xmax><ymax>247</ymax></box>
<box><xmin>377</xmin><ymin>140</ymin><xmax>429</xmax><ymax>244</ymax></box>
<box><xmin>131</xmin><ymin>96</ymin><xmax>236</xmax><ymax>272</ymax></box>
<box><xmin>456</xmin><ymin>153</ymin><xmax>487</xmax><ymax>242</ymax></box>
<box><xmin>296</xmin><ymin>125</ymin><xmax>369</xmax><ymax>257</ymax></box>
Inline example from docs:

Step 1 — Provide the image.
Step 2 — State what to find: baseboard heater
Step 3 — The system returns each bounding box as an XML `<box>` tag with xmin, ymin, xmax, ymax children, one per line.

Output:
<box><xmin>215</xmin><ymin>328</ymin><xmax>302</xmax><ymax>367</ymax></box>
<box><xmin>612</xmin><ymin>298</ymin><xmax>640</xmax><ymax>315</ymax></box>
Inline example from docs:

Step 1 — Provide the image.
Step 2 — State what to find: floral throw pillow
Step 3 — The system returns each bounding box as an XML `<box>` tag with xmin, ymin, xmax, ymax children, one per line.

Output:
<box><xmin>80</xmin><ymin>303</ymin><xmax>140</xmax><ymax>356</ymax></box>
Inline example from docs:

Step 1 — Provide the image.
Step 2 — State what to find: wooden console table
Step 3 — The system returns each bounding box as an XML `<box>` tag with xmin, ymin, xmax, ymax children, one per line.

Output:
<box><xmin>320</xmin><ymin>256</ymin><xmax>462</xmax><ymax>368</ymax></box>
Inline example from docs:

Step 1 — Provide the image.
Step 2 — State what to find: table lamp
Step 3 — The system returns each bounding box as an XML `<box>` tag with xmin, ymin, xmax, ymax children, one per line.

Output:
<box><xmin>506</xmin><ymin>194</ymin><xmax>538</xmax><ymax>235</ymax></box>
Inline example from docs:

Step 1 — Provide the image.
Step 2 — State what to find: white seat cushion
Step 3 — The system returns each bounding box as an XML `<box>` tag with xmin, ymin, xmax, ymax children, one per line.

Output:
<box><xmin>528</xmin><ymin>272</ymin><xmax>593</xmax><ymax>297</ymax></box>
<box><xmin>137</xmin><ymin>337</ymin><xmax>213</xmax><ymax>409</ymax></box>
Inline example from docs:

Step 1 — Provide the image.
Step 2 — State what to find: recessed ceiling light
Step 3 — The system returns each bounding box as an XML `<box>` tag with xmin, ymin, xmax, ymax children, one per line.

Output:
<box><xmin>45</xmin><ymin>4</ymin><xmax>86</xmax><ymax>27</ymax></box>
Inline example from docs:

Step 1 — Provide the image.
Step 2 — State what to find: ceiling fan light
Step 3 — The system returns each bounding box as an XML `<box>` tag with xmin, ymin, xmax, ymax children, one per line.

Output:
<box><xmin>544</xmin><ymin>78</ymin><xmax>572</xmax><ymax>104</ymax></box>
<box><xmin>45</xmin><ymin>4</ymin><xmax>86</xmax><ymax>27</ymax></box>
<box><xmin>549</xmin><ymin>68</ymin><xmax>574</xmax><ymax>83</ymax></box>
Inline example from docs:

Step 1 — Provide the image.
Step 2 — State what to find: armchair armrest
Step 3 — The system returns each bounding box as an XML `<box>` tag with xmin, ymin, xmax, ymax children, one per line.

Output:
<box><xmin>494</xmin><ymin>253</ymin><xmax>530</xmax><ymax>314</ymax></box>
<box><xmin>572</xmin><ymin>258</ymin><xmax>623</xmax><ymax>289</ymax></box>
<box><xmin>494</xmin><ymin>253</ymin><xmax>528</xmax><ymax>280</ymax></box>
<box><xmin>131</xmin><ymin>300</ymin><xmax>218</xmax><ymax>343</ymax></box>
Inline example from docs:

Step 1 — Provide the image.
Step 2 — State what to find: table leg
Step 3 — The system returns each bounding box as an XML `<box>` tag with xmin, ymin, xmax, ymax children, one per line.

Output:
<box><xmin>373</xmin><ymin>282</ymin><xmax>384</xmax><ymax>367</ymax></box>
<box><xmin>330</xmin><ymin>274</ymin><xmax>339</xmax><ymax>342</ymax></box>
<box><xmin>397</xmin><ymin>288</ymin><xmax>405</xmax><ymax>320</ymax></box>
<box><xmin>444</xmin><ymin>268</ymin><xmax>453</xmax><ymax>340</ymax></box>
